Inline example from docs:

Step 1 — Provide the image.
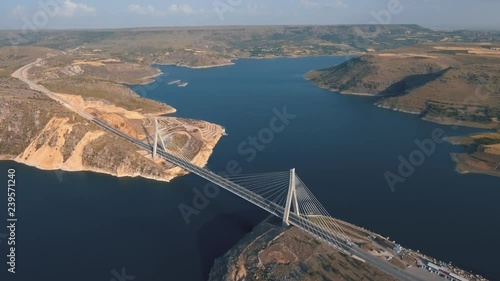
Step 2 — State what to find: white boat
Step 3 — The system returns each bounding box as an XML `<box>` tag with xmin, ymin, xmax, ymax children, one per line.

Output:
<box><xmin>168</xmin><ymin>80</ymin><xmax>181</xmax><ymax>85</ymax></box>
<box><xmin>178</xmin><ymin>82</ymin><xmax>188</xmax><ymax>87</ymax></box>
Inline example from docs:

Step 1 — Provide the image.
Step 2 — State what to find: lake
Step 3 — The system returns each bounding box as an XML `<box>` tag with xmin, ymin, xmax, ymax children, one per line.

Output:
<box><xmin>1</xmin><ymin>56</ymin><xmax>499</xmax><ymax>281</ymax></box>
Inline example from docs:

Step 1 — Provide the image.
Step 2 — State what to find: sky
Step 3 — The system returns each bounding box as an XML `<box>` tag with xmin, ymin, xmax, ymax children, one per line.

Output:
<box><xmin>1</xmin><ymin>0</ymin><xmax>499</xmax><ymax>30</ymax></box>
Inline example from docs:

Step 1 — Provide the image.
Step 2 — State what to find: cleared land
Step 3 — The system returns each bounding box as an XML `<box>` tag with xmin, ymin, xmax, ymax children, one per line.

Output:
<box><xmin>0</xmin><ymin>46</ymin><xmax>224</xmax><ymax>182</ymax></box>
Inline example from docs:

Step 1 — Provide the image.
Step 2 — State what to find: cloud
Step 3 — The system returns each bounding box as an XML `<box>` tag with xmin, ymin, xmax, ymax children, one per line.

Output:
<box><xmin>168</xmin><ymin>4</ymin><xmax>199</xmax><ymax>15</ymax></box>
<box><xmin>300</xmin><ymin>0</ymin><xmax>321</xmax><ymax>8</ymax></box>
<box><xmin>327</xmin><ymin>0</ymin><xmax>348</xmax><ymax>9</ymax></box>
<box><xmin>300</xmin><ymin>0</ymin><xmax>348</xmax><ymax>9</ymax></box>
<box><xmin>11</xmin><ymin>5</ymin><xmax>26</xmax><ymax>17</ymax></box>
<box><xmin>128</xmin><ymin>3</ymin><xmax>202</xmax><ymax>16</ymax></box>
<box><xmin>128</xmin><ymin>4</ymin><xmax>161</xmax><ymax>16</ymax></box>
<box><xmin>58</xmin><ymin>0</ymin><xmax>96</xmax><ymax>17</ymax></box>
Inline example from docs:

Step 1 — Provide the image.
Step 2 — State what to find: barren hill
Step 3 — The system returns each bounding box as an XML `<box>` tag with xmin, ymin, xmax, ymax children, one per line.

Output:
<box><xmin>306</xmin><ymin>44</ymin><xmax>500</xmax><ymax>177</ymax></box>
<box><xmin>306</xmin><ymin>44</ymin><xmax>500</xmax><ymax>128</ymax></box>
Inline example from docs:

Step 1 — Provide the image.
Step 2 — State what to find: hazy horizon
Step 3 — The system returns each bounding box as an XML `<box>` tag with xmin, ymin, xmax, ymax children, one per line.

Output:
<box><xmin>2</xmin><ymin>23</ymin><xmax>500</xmax><ymax>32</ymax></box>
<box><xmin>1</xmin><ymin>0</ymin><xmax>499</xmax><ymax>31</ymax></box>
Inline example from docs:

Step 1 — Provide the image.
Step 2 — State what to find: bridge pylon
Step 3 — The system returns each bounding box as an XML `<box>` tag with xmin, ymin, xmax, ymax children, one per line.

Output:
<box><xmin>153</xmin><ymin>118</ymin><xmax>158</xmax><ymax>159</ymax></box>
<box><xmin>282</xmin><ymin>168</ymin><xmax>300</xmax><ymax>227</ymax></box>
<box><xmin>152</xmin><ymin>118</ymin><xmax>168</xmax><ymax>159</ymax></box>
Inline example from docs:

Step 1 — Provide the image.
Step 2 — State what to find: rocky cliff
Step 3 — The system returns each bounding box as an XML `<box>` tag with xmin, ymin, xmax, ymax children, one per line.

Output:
<box><xmin>0</xmin><ymin>46</ymin><xmax>224</xmax><ymax>182</ymax></box>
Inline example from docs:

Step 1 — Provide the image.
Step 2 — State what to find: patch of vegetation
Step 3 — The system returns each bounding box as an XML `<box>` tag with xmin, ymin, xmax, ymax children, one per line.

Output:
<box><xmin>475</xmin><ymin>138</ymin><xmax>500</xmax><ymax>145</ymax></box>
<box><xmin>41</xmin><ymin>78</ymin><xmax>173</xmax><ymax>114</ymax></box>
<box><xmin>61</xmin><ymin>123</ymin><xmax>89</xmax><ymax>162</ymax></box>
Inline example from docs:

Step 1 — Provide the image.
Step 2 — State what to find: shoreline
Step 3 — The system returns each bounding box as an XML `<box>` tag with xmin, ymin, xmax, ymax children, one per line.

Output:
<box><xmin>303</xmin><ymin>71</ymin><xmax>376</xmax><ymax>97</ymax></box>
<box><xmin>154</xmin><ymin>53</ymin><xmax>361</xmax><ymax>72</ymax></box>
<box><xmin>376</xmin><ymin>104</ymin><xmax>422</xmax><ymax>115</ymax></box>
<box><xmin>238</xmin><ymin>53</ymin><xmax>359</xmax><ymax>60</ymax></box>
<box><xmin>422</xmin><ymin>116</ymin><xmax>498</xmax><ymax>129</ymax></box>
<box><xmin>451</xmin><ymin>153</ymin><xmax>500</xmax><ymax>178</ymax></box>
<box><xmin>157</xmin><ymin>61</ymin><xmax>235</xmax><ymax>70</ymax></box>
<box><xmin>210</xmin><ymin>216</ymin><xmax>485</xmax><ymax>281</ymax></box>
<box><xmin>305</xmin><ymin>67</ymin><xmax>500</xmax><ymax>180</ymax></box>
<box><xmin>306</xmin><ymin>72</ymin><xmax>498</xmax><ymax>129</ymax></box>
<box><xmin>1</xmin><ymin>112</ymin><xmax>225</xmax><ymax>184</ymax></box>
<box><xmin>122</xmin><ymin>69</ymin><xmax>164</xmax><ymax>86</ymax></box>
<box><xmin>136</xmin><ymin>53</ymin><xmax>362</xmax><ymax>87</ymax></box>
<box><xmin>4</xmin><ymin>59</ymin><xmax>225</xmax><ymax>184</ymax></box>
<box><xmin>5</xmin><ymin>157</ymin><xmax>177</xmax><ymax>182</ymax></box>
<box><xmin>186</xmin><ymin>62</ymin><xmax>235</xmax><ymax>69</ymax></box>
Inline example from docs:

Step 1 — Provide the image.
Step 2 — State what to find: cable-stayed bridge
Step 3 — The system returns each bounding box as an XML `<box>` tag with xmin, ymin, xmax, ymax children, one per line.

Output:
<box><xmin>91</xmin><ymin>118</ymin><xmax>425</xmax><ymax>281</ymax></box>
<box><xmin>13</xmin><ymin>60</ymin><xmax>433</xmax><ymax>281</ymax></box>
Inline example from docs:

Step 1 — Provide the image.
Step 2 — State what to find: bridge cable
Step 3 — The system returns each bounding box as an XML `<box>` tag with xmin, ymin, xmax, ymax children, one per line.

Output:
<box><xmin>296</xmin><ymin>175</ymin><xmax>352</xmax><ymax>245</ymax></box>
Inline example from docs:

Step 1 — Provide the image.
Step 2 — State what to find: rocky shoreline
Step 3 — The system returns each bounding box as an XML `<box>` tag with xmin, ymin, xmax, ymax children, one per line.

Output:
<box><xmin>1</xmin><ymin>51</ymin><xmax>225</xmax><ymax>183</ymax></box>
<box><xmin>305</xmin><ymin>46</ymin><xmax>500</xmax><ymax>178</ymax></box>
<box><xmin>208</xmin><ymin>217</ymin><xmax>487</xmax><ymax>281</ymax></box>
<box><xmin>208</xmin><ymin>217</ymin><xmax>399</xmax><ymax>281</ymax></box>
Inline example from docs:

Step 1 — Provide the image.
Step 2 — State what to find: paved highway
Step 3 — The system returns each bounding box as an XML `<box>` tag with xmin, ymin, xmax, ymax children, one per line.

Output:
<box><xmin>13</xmin><ymin>59</ymin><xmax>96</xmax><ymax>121</ymax></box>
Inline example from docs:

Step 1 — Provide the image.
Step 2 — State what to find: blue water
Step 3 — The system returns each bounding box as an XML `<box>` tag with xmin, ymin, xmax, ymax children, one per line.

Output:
<box><xmin>1</xmin><ymin>56</ymin><xmax>499</xmax><ymax>281</ymax></box>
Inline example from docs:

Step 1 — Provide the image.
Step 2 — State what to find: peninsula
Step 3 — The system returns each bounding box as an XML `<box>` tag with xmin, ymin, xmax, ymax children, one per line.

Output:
<box><xmin>3</xmin><ymin>24</ymin><xmax>461</xmax><ymax>180</ymax></box>
<box><xmin>0</xmin><ymin>46</ymin><xmax>224</xmax><ymax>182</ymax></box>
<box><xmin>306</xmin><ymin>44</ymin><xmax>500</xmax><ymax>177</ymax></box>
<box><xmin>209</xmin><ymin>217</ymin><xmax>486</xmax><ymax>281</ymax></box>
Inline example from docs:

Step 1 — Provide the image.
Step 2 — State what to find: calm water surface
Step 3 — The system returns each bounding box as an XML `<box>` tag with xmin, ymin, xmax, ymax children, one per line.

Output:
<box><xmin>1</xmin><ymin>57</ymin><xmax>499</xmax><ymax>281</ymax></box>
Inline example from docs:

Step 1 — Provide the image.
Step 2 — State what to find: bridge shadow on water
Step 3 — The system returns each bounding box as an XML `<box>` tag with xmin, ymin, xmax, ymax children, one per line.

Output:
<box><xmin>196</xmin><ymin>211</ymin><xmax>266</xmax><ymax>280</ymax></box>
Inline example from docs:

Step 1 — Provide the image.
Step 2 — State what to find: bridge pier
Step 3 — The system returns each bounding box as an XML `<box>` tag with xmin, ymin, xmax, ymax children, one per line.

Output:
<box><xmin>282</xmin><ymin>168</ymin><xmax>300</xmax><ymax>227</ymax></box>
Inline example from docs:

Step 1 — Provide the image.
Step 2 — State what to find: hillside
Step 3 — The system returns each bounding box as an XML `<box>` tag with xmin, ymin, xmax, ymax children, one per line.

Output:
<box><xmin>307</xmin><ymin>44</ymin><xmax>500</xmax><ymax>127</ymax></box>
<box><xmin>306</xmin><ymin>44</ymin><xmax>500</xmax><ymax>177</ymax></box>
<box><xmin>208</xmin><ymin>217</ymin><xmax>484</xmax><ymax>281</ymax></box>
<box><xmin>0</xmin><ymin>46</ymin><xmax>224</xmax><ymax>182</ymax></box>
<box><xmin>208</xmin><ymin>218</ymin><xmax>399</xmax><ymax>281</ymax></box>
<box><xmin>4</xmin><ymin>25</ymin><xmax>495</xmax><ymax>68</ymax></box>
